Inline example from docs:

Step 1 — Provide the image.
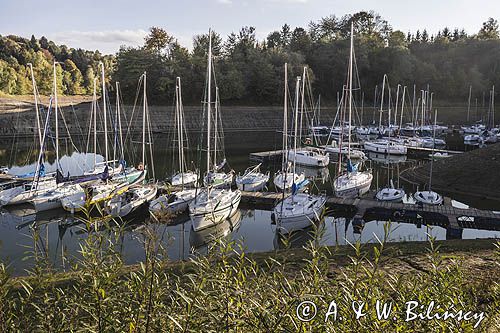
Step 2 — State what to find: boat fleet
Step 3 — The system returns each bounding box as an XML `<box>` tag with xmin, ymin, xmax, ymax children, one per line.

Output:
<box><xmin>3</xmin><ymin>25</ymin><xmax>491</xmax><ymax>242</ymax></box>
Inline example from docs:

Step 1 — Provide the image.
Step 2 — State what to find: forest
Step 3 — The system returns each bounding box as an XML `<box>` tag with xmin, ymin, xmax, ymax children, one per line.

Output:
<box><xmin>0</xmin><ymin>11</ymin><xmax>499</xmax><ymax>105</ymax></box>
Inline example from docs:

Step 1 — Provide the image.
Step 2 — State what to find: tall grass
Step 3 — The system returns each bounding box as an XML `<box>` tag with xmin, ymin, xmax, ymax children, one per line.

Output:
<box><xmin>0</xmin><ymin>212</ymin><xmax>498</xmax><ymax>332</ymax></box>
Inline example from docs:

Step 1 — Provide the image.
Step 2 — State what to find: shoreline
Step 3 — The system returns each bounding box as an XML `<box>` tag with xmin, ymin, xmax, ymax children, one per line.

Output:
<box><xmin>401</xmin><ymin>142</ymin><xmax>500</xmax><ymax>208</ymax></box>
<box><xmin>6</xmin><ymin>238</ymin><xmax>499</xmax><ymax>285</ymax></box>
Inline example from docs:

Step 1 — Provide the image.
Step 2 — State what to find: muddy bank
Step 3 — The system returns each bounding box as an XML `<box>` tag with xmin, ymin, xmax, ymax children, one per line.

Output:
<box><xmin>0</xmin><ymin>99</ymin><xmax>310</xmax><ymax>136</ymax></box>
<box><xmin>0</xmin><ymin>95</ymin><xmax>484</xmax><ymax>137</ymax></box>
<box><xmin>401</xmin><ymin>143</ymin><xmax>500</xmax><ymax>207</ymax></box>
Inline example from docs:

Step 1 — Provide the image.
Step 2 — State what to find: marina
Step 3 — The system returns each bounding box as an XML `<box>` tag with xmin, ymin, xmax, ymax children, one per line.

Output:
<box><xmin>0</xmin><ymin>45</ymin><xmax>499</xmax><ymax>273</ymax></box>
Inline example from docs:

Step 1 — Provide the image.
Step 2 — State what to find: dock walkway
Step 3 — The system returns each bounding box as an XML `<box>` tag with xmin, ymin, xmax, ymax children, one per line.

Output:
<box><xmin>239</xmin><ymin>191</ymin><xmax>500</xmax><ymax>231</ymax></box>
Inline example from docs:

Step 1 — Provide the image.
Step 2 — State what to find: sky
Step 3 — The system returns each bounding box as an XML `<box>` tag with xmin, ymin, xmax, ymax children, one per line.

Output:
<box><xmin>0</xmin><ymin>0</ymin><xmax>498</xmax><ymax>54</ymax></box>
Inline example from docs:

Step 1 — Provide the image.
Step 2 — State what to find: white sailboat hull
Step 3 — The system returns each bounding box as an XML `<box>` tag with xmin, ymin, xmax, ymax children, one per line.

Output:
<box><xmin>364</xmin><ymin>141</ymin><xmax>407</xmax><ymax>155</ymax></box>
<box><xmin>204</xmin><ymin>172</ymin><xmax>233</xmax><ymax>188</ymax></box>
<box><xmin>171</xmin><ymin>172</ymin><xmax>198</xmax><ymax>187</ymax></box>
<box><xmin>333</xmin><ymin>171</ymin><xmax>373</xmax><ymax>198</ymax></box>
<box><xmin>189</xmin><ymin>189</ymin><xmax>241</xmax><ymax>231</ymax></box>
<box><xmin>324</xmin><ymin>146</ymin><xmax>365</xmax><ymax>159</ymax></box>
<box><xmin>106</xmin><ymin>185</ymin><xmax>158</xmax><ymax>218</ymax></box>
<box><xmin>0</xmin><ymin>178</ymin><xmax>56</xmax><ymax>206</ymax></box>
<box><xmin>149</xmin><ymin>189</ymin><xmax>197</xmax><ymax>214</ymax></box>
<box><xmin>288</xmin><ymin>150</ymin><xmax>329</xmax><ymax>167</ymax></box>
<box><xmin>236</xmin><ymin>173</ymin><xmax>269</xmax><ymax>192</ymax></box>
<box><xmin>376</xmin><ymin>187</ymin><xmax>405</xmax><ymax>202</ymax></box>
<box><xmin>32</xmin><ymin>184</ymin><xmax>82</xmax><ymax>212</ymax></box>
<box><xmin>60</xmin><ymin>184</ymin><xmax>86</xmax><ymax>213</ymax></box>
<box><xmin>273</xmin><ymin>193</ymin><xmax>326</xmax><ymax>233</ymax></box>
<box><xmin>273</xmin><ymin>172</ymin><xmax>306</xmax><ymax>192</ymax></box>
<box><xmin>414</xmin><ymin>191</ymin><xmax>443</xmax><ymax>205</ymax></box>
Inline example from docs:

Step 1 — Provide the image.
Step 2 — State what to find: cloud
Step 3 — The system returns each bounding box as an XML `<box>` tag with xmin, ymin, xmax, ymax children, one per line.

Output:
<box><xmin>48</xmin><ymin>29</ymin><xmax>148</xmax><ymax>53</ymax></box>
<box><xmin>265</xmin><ymin>0</ymin><xmax>309</xmax><ymax>3</ymax></box>
<box><xmin>217</xmin><ymin>0</ymin><xmax>233</xmax><ymax>4</ymax></box>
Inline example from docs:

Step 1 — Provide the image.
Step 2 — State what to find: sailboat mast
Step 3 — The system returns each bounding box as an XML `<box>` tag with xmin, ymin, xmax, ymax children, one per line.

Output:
<box><xmin>207</xmin><ymin>30</ymin><xmax>212</xmax><ymax>177</ymax></box>
<box><xmin>299</xmin><ymin>66</ymin><xmax>306</xmax><ymax>144</ymax></box>
<box><xmin>400</xmin><ymin>86</ymin><xmax>406</xmax><ymax>128</ymax></box>
<box><xmin>347</xmin><ymin>23</ymin><xmax>354</xmax><ymax>158</ymax></box>
<box><xmin>283</xmin><ymin>63</ymin><xmax>288</xmax><ymax>170</ymax></box>
<box><xmin>53</xmin><ymin>62</ymin><xmax>59</xmax><ymax>169</ymax></box>
<box><xmin>142</xmin><ymin>72</ymin><xmax>147</xmax><ymax>167</ymax></box>
<box><xmin>100</xmin><ymin>62</ymin><xmax>108</xmax><ymax>165</ymax></box>
<box><xmin>293</xmin><ymin>76</ymin><xmax>300</xmax><ymax>177</ymax></box>
<box><xmin>467</xmin><ymin>85</ymin><xmax>472</xmax><ymax>123</ymax></box>
<box><xmin>429</xmin><ymin>109</ymin><xmax>437</xmax><ymax>192</ymax></box>
<box><xmin>116</xmin><ymin>82</ymin><xmax>125</xmax><ymax>163</ymax></box>
<box><xmin>93</xmin><ymin>79</ymin><xmax>97</xmax><ymax>168</ymax></box>
<box><xmin>412</xmin><ymin>84</ymin><xmax>416</xmax><ymax>127</ymax></box>
<box><xmin>492</xmin><ymin>85</ymin><xmax>495</xmax><ymax>128</ymax></box>
<box><xmin>379</xmin><ymin>75</ymin><xmax>386</xmax><ymax>133</ymax></box>
<box><xmin>214</xmin><ymin>87</ymin><xmax>219</xmax><ymax>166</ymax></box>
<box><xmin>176</xmin><ymin>78</ymin><xmax>184</xmax><ymax>188</ymax></box>
<box><xmin>28</xmin><ymin>63</ymin><xmax>42</xmax><ymax>148</ymax></box>
<box><xmin>395</xmin><ymin>84</ymin><xmax>400</xmax><ymax>127</ymax></box>
<box><xmin>317</xmin><ymin>94</ymin><xmax>321</xmax><ymax>126</ymax></box>
<box><xmin>421</xmin><ymin>90</ymin><xmax>425</xmax><ymax>129</ymax></box>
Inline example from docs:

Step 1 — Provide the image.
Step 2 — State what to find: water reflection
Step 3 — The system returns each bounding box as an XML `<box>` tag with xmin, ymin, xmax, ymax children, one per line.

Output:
<box><xmin>190</xmin><ymin>210</ymin><xmax>243</xmax><ymax>252</ymax></box>
<box><xmin>366</xmin><ymin>152</ymin><xmax>407</xmax><ymax>165</ymax></box>
<box><xmin>2</xmin><ymin>205</ymin><xmax>500</xmax><ymax>275</ymax></box>
<box><xmin>295</xmin><ymin>165</ymin><xmax>330</xmax><ymax>184</ymax></box>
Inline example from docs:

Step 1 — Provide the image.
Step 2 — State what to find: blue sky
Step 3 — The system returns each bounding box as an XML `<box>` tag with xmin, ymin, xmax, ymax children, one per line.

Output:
<box><xmin>0</xmin><ymin>0</ymin><xmax>498</xmax><ymax>54</ymax></box>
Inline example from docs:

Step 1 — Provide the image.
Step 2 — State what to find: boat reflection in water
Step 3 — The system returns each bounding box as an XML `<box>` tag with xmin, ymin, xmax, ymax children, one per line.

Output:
<box><xmin>273</xmin><ymin>220</ymin><xmax>325</xmax><ymax>250</ymax></box>
<box><xmin>367</xmin><ymin>152</ymin><xmax>407</xmax><ymax>165</ymax></box>
<box><xmin>295</xmin><ymin>165</ymin><xmax>330</xmax><ymax>184</ymax></box>
<box><xmin>189</xmin><ymin>209</ymin><xmax>243</xmax><ymax>253</ymax></box>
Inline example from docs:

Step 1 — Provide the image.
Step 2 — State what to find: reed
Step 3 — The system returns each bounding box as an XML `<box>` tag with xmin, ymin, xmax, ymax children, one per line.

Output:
<box><xmin>0</xmin><ymin>212</ymin><xmax>498</xmax><ymax>332</ymax></box>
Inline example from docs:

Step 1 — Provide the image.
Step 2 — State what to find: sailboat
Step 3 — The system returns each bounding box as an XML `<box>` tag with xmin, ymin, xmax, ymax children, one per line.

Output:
<box><xmin>324</xmin><ymin>86</ymin><xmax>365</xmax><ymax>159</ymax></box>
<box><xmin>203</xmin><ymin>82</ymin><xmax>234</xmax><ymax>188</ymax></box>
<box><xmin>333</xmin><ymin>24</ymin><xmax>373</xmax><ymax>198</ymax></box>
<box><xmin>105</xmin><ymin>72</ymin><xmax>158</xmax><ymax>218</ymax></box>
<box><xmin>414</xmin><ymin>109</ymin><xmax>443</xmax><ymax>205</ymax></box>
<box><xmin>376</xmin><ymin>179</ymin><xmax>405</xmax><ymax>202</ymax></box>
<box><xmin>272</xmin><ymin>76</ymin><xmax>326</xmax><ymax>234</ymax></box>
<box><xmin>60</xmin><ymin>65</ymin><xmax>142</xmax><ymax>213</ymax></box>
<box><xmin>169</xmin><ymin>77</ymin><xmax>198</xmax><ymax>187</ymax></box>
<box><xmin>0</xmin><ymin>65</ymin><xmax>57</xmax><ymax>206</ymax></box>
<box><xmin>273</xmin><ymin>63</ymin><xmax>307</xmax><ymax>192</ymax></box>
<box><xmin>235</xmin><ymin>163</ymin><xmax>270</xmax><ymax>192</ymax></box>
<box><xmin>287</xmin><ymin>67</ymin><xmax>329</xmax><ymax>168</ymax></box>
<box><xmin>30</xmin><ymin>62</ymin><xmax>98</xmax><ymax>212</ymax></box>
<box><xmin>188</xmin><ymin>30</ymin><xmax>241</xmax><ymax>232</ymax></box>
<box><xmin>363</xmin><ymin>75</ymin><xmax>407</xmax><ymax>155</ymax></box>
<box><xmin>150</xmin><ymin>77</ymin><xmax>197</xmax><ymax>215</ymax></box>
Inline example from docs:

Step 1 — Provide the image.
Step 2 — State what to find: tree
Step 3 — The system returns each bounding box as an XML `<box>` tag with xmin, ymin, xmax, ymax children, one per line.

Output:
<box><xmin>63</xmin><ymin>59</ymin><xmax>84</xmax><ymax>94</ymax></box>
<box><xmin>478</xmin><ymin>18</ymin><xmax>499</xmax><ymax>39</ymax></box>
<box><xmin>193</xmin><ymin>31</ymin><xmax>223</xmax><ymax>58</ymax></box>
<box><xmin>388</xmin><ymin>31</ymin><xmax>407</xmax><ymax>49</ymax></box>
<box><xmin>289</xmin><ymin>28</ymin><xmax>311</xmax><ymax>53</ymax></box>
<box><xmin>144</xmin><ymin>27</ymin><xmax>174</xmax><ymax>55</ymax></box>
<box><xmin>29</xmin><ymin>35</ymin><xmax>40</xmax><ymax>52</ymax></box>
<box><xmin>421</xmin><ymin>30</ymin><xmax>429</xmax><ymax>43</ymax></box>
<box><xmin>83</xmin><ymin>66</ymin><xmax>95</xmax><ymax>94</ymax></box>
<box><xmin>39</xmin><ymin>36</ymin><xmax>49</xmax><ymax>49</ymax></box>
<box><xmin>266</xmin><ymin>31</ymin><xmax>282</xmax><ymax>49</ymax></box>
<box><xmin>280</xmin><ymin>24</ymin><xmax>291</xmax><ymax>46</ymax></box>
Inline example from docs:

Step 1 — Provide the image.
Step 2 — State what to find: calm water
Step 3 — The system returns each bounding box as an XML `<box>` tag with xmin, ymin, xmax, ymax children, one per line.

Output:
<box><xmin>0</xmin><ymin>131</ymin><xmax>499</xmax><ymax>275</ymax></box>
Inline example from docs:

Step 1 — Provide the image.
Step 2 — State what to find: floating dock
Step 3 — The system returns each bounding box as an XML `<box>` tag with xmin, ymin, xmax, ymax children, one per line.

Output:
<box><xmin>249</xmin><ymin>145</ymin><xmax>463</xmax><ymax>162</ymax></box>
<box><xmin>239</xmin><ymin>191</ymin><xmax>500</xmax><ymax>232</ymax></box>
